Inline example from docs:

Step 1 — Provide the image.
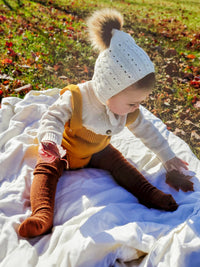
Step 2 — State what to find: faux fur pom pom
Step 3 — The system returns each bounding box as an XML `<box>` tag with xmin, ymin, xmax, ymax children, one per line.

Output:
<box><xmin>87</xmin><ymin>8</ymin><xmax>124</xmax><ymax>51</ymax></box>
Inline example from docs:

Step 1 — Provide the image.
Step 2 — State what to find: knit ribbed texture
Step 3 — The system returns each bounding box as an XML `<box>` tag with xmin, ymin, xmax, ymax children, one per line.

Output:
<box><xmin>18</xmin><ymin>158</ymin><xmax>66</xmax><ymax>238</ymax></box>
<box><xmin>89</xmin><ymin>144</ymin><xmax>178</xmax><ymax>211</ymax></box>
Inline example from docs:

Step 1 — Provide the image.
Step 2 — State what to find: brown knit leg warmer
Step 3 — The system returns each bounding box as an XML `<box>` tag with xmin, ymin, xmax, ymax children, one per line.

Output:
<box><xmin>18</xmin><ymin>158</ymin><xmax>66</xmax><ymax>238</ymax></box>
<box><xmin>88</xmin><ymin>144</ymin><xmax>178</xmax><ymax>211</ymax></box>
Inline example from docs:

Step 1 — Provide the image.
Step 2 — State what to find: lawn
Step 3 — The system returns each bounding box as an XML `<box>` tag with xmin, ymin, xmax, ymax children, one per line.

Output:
<box><xmin>0</xmin><ymin>0</ymin><xmax>200</xmax><ymax>158</ymax></box>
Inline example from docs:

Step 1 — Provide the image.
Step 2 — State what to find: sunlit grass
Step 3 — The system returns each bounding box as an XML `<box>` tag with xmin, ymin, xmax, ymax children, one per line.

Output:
<box><xmin>0</xmin><ymin>0</ymin><xmax>199</xmax><ymax>157</ymax></box>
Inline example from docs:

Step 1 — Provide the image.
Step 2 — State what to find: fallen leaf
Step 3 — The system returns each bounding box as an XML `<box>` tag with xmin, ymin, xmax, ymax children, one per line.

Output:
<box><xmin>0</xmin><ymin>15</ymin><xmax>6</xmax><ymax>22</ymax></box>
<box><xmin>185</xmin><ymin>120</ymin><xmax>194</xmax><ymax>126</ymax></box>
<box><xmin>59</xmin><ymin>76</ymin><xmax>68</xmax><ymax>80</ymax></box>
<box><xmin>165</xmin><ymin>49</ymin><xmax>177</xmax><ymax>57</ymax></box>
<box><xmin>14</xmin><ymin>84</ymin><xmax>32</xmax><ymax>93</ymax></box>
<box><xmin>0</xmin><ymin>74</ymin><xmax>13</xmax><ymax>80</ymax></box>
<box><xmin>166</xmin><ymin>77</ymin><xmax>173</xmax><ymax>85</ymax></box>
<box><xmin>190</xmin><ymin>80</ymin><xmax>200</xmax><ymax>89</ymax></box>
<box><xmin>1</xmin><ymin>58</ymin><xmax>13</xmax><ymax>65</ymax></box>
<box><xmin>182</xmin><ymin>73</ymin><xmax>194</xmax><ymax>81</ymax></box>
<box><xmin>165</xmin><ymin>62</ymin><xmax>179</xmax><ymax>76</ymax></box>
<box><xmin>7</xmin><ymin>48</ymin><xmax>17</xmax><ymax>58</ymax></box>
<box><xmin>54</xmin><ymin>63</ymin><xmax>62</xmax><ymax>71</ymax></box>
<box><xmin>12</xmin><ymin>69</ymin><xmax>22</xmax><ymax>76</ymax></box>
<box><xmin>194</xmin><ymin>101</ymin><xmax>200</xmax><ymax>109</ymax></box>
<box><xmin>174</xmin><ymin>128</ymin><xmax>186</xmax><ymax>136</ymax></box>
<box><xmin>83</xmin><ymin>65</ymin><xmax>88</xmax><ymax>73</ymax></box>
<box><xmin>3</xmin><ymin>80</ymin><xmax>9</xmax><ymax>85</ymax></box>
<box><xmin>186</xmin><ymin>54</ymin><xmax>196</xmax><ymax>59</ymax></box>
<box><xmin>191</xmin><ymin>130</ymin><xmax>200</xmax><ymax>140</ymax></box>
<box><xmin>19</xmin><ymin>64</ymin><xmax>31</xmax><ymax>69</ymax></box>
<box><xmin>45</xmin><ymin>65</ymin><xmax>54</xmax><ymax>73</ymax></box>
<box><xmin>5</xmin><ymin>41</ymin><xmax>13</xmax><ymax>48</ymax></box>
<box><xmin>164</xmin><ymin>100</ymin><xmax>170</xmax><ymax>106</ymax></box>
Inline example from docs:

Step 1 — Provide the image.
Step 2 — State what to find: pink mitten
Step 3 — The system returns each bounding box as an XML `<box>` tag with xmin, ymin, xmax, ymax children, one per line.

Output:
<box><xmin>39</xmin><ymin>141</ymin><xmax>68</xmax><ymax>166</ymax></box>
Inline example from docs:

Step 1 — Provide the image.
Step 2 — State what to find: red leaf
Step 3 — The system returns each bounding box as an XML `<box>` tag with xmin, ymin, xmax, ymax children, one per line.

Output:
<box><xmin>67</xmin><ymin>26</ymin><xmax>74</xmax><ymax>31</ymax></box>
<box><xmin>186</xmin><ymin>54</ymin><xmax>196</xmax><ymax>59</ymax></box>
<box><xmin>1</xmin><ymin>58</ymin><xmax>13</xmax><ymax>65</ymax></box>
<box><xmin>190</xmin><ymin>80</ymin><xmax>200</xmax><ymax>88</ymax></box>
<box><xmin>3</xmin><ymin>80</ymin><xmax>9</xmax><ymax>85</ymax></box>
<box><xmin>0</xmin><ymin>16</ymin><xmax>6</xmax><ymax>23</ymax></box>
<box><xmin>5</xmin><ymin>41</ymin><xmax>13</xmax><ymax>48</ymax></box>
<box><xmin>7</xmin><ymin>48</ymin><xmax>17</xmax><ymax>58</ymax></box>
<box><xmin>83</xmin><ymin>65</ymin><xmax>88</xmax><ymax>73</ymax></box>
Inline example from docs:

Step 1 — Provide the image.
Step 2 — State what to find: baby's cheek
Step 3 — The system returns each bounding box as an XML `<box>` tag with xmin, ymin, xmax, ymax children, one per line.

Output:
<box><xmin>121</xmin><ymin>108</ymin><xmax>131</xmax><ymax>116</ymax></box>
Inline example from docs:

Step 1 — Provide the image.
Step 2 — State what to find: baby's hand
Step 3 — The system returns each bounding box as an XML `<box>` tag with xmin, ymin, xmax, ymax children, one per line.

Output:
<box><xmin>164</xmin><ymin>157</ymin><xmax>194</xmax><ymax>192</ymax></box>
<box><xmin>39</xmin><ymin>141</ymin><xmax>67</xmax><ymax>163</ymax></box>
<box><xmin>164</xmin><ymin>157</ymin><xmax>189</xmax><ymax>172</ymax></box>
<box><xmin>39</xmin><ymin>141</ymin><xmax>59</xmax><ymax>163</ymax></box>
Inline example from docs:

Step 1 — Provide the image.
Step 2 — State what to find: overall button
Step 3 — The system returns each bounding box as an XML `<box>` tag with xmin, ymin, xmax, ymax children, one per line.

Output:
<box><xmin>106</xmin><ymin>129</ymin><xmax>112</xmax><ymax>135</ymax></box>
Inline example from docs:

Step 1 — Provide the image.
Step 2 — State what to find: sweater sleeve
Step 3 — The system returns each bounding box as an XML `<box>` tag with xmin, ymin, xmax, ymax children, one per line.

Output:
<box><xmin>37</xmin><ymin>90</ymin><xmax>72</xmax><ymax>145</ymax></box>
<box><xmin>127</xmin><ymin>107</ymin><xmax>175</xmax><ymax>163</ymax></box>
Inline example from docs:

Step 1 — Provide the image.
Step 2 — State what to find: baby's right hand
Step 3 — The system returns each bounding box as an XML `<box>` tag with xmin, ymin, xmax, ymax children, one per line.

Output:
<box><xmin>39</xmin><ymin>141</ymin><xmax>67</xmax><ymax>164</ymax></box>
<box><xmin>39</xmin><ymin>141</ymin><xmax>60</xmax><ymax>163</ymax></box>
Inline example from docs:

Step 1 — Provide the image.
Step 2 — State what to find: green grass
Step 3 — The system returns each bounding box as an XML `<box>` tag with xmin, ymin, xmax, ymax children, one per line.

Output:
<box><xmin>0</xmin><ymin>0</ymin><xmax>200</xmax><ymax>158</ymax></box>
<box><xmin>1</xmin><ymin>0</ymin><xmax>199</xmax><ymax>90</ymax></box>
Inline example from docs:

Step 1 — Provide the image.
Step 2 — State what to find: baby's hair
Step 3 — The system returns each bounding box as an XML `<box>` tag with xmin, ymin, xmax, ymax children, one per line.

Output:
<box><xmin>87</xmin><ymin>8</ymin><xmax>124</xmax><ymax>51</ymax></box>
<box><xmin>135</xmin><ymin>73</ymin><xmax>155</xmax><ymax>91</ymax></box>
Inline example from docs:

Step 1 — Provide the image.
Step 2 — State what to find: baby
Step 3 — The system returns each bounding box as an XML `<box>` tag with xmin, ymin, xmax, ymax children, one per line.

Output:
<box><xmin>18</xmin><ymin>8</ymin><xmax>193</xmax><ymax>238</ymax></box>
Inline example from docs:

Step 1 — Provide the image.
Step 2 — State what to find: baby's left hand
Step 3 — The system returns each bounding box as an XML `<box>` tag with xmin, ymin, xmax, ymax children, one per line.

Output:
<box><xmin>164</xmin><ymin>157</ymin><xmax>188</xmax><ymax>173</ymax></box>
<box><xmin>164</xmin><ymin>157</ymin><xmax>194</xmax><ymax>192</ymax></box>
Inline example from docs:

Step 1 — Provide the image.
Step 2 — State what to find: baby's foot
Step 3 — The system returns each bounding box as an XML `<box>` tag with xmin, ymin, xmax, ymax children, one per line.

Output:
<box><xmin>139</xmin><ymin>189</ymin><xmax>178</xmax><ymax>211</ymax></box>
<box><xmin>18</xmin><ymin>211</ymin><xmax>53</xmax><ymax>238</ymax></box>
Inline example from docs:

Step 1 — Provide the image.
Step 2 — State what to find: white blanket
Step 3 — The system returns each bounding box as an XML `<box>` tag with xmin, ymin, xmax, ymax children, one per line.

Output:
<box><xmin>0</xmin><ymin>88</ymin><xmax>200</xmax><ymax>267</ymax></box>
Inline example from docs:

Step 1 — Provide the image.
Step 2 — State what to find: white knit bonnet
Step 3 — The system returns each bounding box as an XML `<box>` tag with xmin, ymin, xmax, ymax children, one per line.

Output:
<box><xmin>87</xmin><ymin>9</ymin><xmax>155</xmax><ymax>104</ymax></box>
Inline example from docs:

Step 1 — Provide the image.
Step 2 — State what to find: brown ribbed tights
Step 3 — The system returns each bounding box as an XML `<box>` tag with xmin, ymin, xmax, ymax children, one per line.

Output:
<box><xmin>18</xmin><ymin>157</ymin><xmax>66</xmax><ymax>238</ymax></box>
<box><xmin>88</xmin><ymin>144</ymin><xmax>178</xmax><ymax>211</ymax></box>
<box><xmin>18</xmin><ymin>144</ymin><xmax>178</xmax><ymax>238</ymax></box>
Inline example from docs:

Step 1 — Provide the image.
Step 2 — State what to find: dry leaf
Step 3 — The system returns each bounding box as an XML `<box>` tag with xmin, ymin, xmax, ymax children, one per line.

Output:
<box><xmin>191</xmin><ymin>130</ymin><xmax>200</xmax><ymax>140</ymax></box>
<box><xmin>14</xmin><ymin>84</ymin><xmax>32</xmax><ymax>93</ymax></box>
<box><xmin>174</xmin><ymin>128</ymin><xmax>186</xmax><ymax>136</ymax></box>
<box><xmin>194</xmin><ymin>101</ymin><xmax>200</xmax><ymax>109</ymax></box>
<box><xmin>59</xmin><ymin>76</ymin><xmax>68</xmax><ymax>80</ymax></box>
<box><xmin>165</xmin><ymin>49</ymin><xmax>177</xmax><ymax>58</ymax></box>
<box><xmin>165</xmin><ymin>62</ymin><xmax>179</xmax><ymax>76</ymax></box>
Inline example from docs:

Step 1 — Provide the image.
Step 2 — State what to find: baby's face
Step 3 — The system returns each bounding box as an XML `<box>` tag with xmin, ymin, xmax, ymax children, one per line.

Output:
<box><xmin>106</xmin><ymin>84</ymin><xmax>150</xmax><ymax>116</ymax></box>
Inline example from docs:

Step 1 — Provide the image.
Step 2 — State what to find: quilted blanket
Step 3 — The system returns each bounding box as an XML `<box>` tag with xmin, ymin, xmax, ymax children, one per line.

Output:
<box><xmin>0</xmin><ymin>88</ymin><xmax>200</xmax><ymax>267</ymax></box>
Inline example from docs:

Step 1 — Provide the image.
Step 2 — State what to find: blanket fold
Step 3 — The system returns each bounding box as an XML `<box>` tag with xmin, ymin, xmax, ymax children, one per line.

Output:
<box><xmin>0</xmin><ymin>89</ymin><xmax>200</xmax><ymax>267</ymax></box>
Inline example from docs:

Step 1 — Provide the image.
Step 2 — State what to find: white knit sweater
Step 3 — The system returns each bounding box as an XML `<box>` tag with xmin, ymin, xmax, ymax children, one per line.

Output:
<box><xmin>38</xmin><ymin>81</ymin><xmax>175</xmax><ymax>163</ymax></box>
